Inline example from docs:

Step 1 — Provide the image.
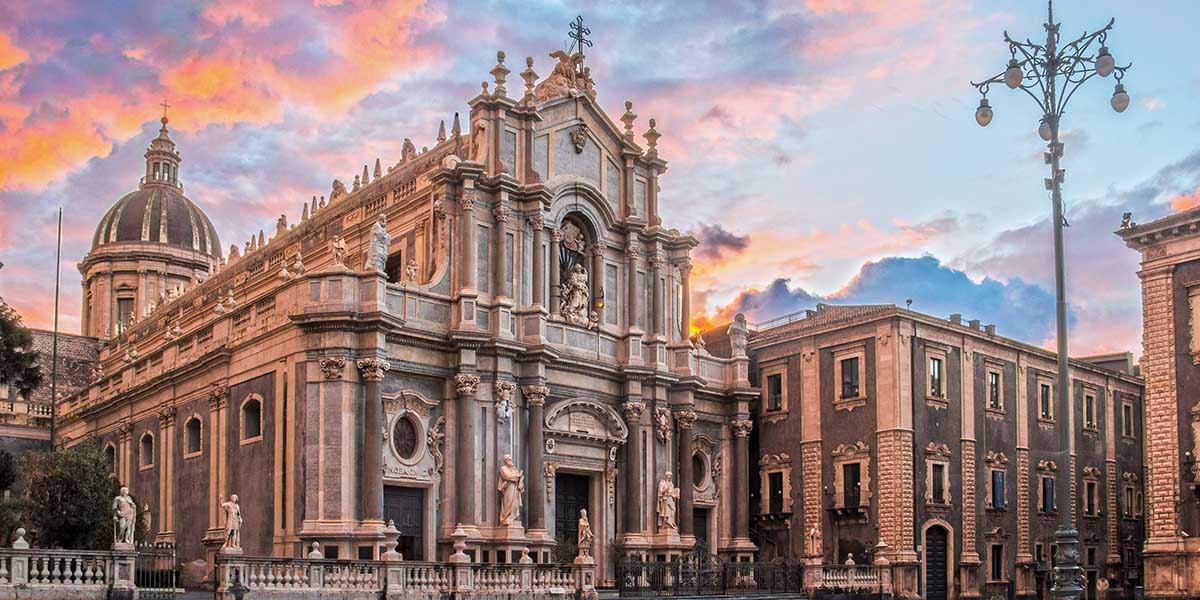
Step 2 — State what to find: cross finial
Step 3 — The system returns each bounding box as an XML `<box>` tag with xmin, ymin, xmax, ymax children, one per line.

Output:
<box><xmin>160</xmin><ymin>99</ymin><xmax>171</xmax><ymax>119</ymax></box>
<box><xmin>566</xmin><ymin>15</ymin><xmax>592</xmax><ymax>55</ymax></box>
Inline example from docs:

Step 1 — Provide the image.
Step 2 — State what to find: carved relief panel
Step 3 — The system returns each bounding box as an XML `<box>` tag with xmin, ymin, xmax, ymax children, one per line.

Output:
<box><xmin>382</xmin><ymin>391</ymin><xmax>441</xmax><ymax>483</ymax></box>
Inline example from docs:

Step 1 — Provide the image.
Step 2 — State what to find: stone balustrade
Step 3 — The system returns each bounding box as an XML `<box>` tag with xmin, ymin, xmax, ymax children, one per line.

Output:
<box><xmin>0</xmin><ymin>532</ymin><xmax>136</xmax><ymax>600</ymax></box>
<box><xmin>805</xmin><ymin>564</ymin><xmax>891</xmax><ymax>594</ymax></box>
<box><xmin>216</xmin><ymin>550</ymin><xmax>595</xmax><ymax>600</ymax></box>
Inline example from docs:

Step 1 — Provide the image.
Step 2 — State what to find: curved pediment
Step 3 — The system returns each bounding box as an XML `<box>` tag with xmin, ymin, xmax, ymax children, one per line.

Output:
<box><xmin>544</xmin><ymin>398</ymin><xmax>628</xmax><ymax>443</ymax></box>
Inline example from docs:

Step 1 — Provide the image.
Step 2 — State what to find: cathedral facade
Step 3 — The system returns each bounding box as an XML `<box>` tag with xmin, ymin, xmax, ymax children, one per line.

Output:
<box><xmin>58</xmin><ymin>49</ymin><xmax>757</xmax><ymax>584</ymax></box>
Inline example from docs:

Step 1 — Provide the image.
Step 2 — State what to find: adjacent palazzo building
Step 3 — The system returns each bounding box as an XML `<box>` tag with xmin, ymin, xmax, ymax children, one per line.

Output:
<box><xmin>730</xmin><ymin>303</ymin><xmax>1144</xmax><ymax>600</ymax></box>
<box><xmin>1118</xmin><ymin>209</ymin><xmax>1200</xmax><ymax>599</ymax></box>
<box><xmin>57</xmin><ymin>48</ymin><xmax>758</xmax><ymax>584</ymax></box>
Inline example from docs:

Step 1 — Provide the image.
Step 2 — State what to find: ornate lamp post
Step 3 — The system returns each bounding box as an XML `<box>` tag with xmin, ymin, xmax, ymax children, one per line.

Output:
<box><xmin>970</xmin><ymin>2</ymin><xmax>1130</xmax><ymax>599</ymax></box>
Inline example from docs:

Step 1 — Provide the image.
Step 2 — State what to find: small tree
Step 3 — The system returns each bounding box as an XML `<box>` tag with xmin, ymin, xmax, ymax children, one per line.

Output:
<box><xmin>0</xmin><ymin>297</ymin><xmax>42</xmax><ymax>398</ymax></box>
<box><xmin>21</xmin><ymin>446</ymin><xmax>121</xmax><ymax>549</ymax></box>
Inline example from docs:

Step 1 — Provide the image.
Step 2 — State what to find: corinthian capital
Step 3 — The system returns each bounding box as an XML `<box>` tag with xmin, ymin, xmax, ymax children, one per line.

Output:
<box><xmin>357</xmin><ymin>358</ymin><xmax>391</xmax><ymax>381</ymax></box>
<box><xmin>730</xmin><ymin>418</ymin><xmax>753</xmax><ymax>438</ymax></box>
<box><xmin>493</xmin><ymin>206</ymin><xmax>511</xmax><ymax>223</ymax></box>
<box><xmin>494</xmin><ymin>381</ymin><xmax>516</xmax><ymax>402</ymax></box>
<box><xmin>550</xmin><ymin>228</ymin><xmax>564</xmax><ymax>243</ymax></box>
<box><xmin>675</xmin><ymin>410</ymin><xmax>698</xmax><ymax>430</ymax></box>
<box><xmin>455</xmin><ymin>373</ymin><xmax>481</xmax><ymax>396</ymax></box>
<box><xmin>461</xmin><ymin>190</ymin><xmax>478</xmax><ymax>212</ymax></box>
<box><xmin>522</xmin><ymin>385</ymin><xmax>550</xmax><ymax>407</ymax></box>
<box><xmin>622</xmin><ymin>400</ymin><xmax>647</xmax><ymax>424</ymax></box>
<box><xmin>528</xmin><ymin>214</ymin><xmax>546</xmax><ymax>230</ymax></box>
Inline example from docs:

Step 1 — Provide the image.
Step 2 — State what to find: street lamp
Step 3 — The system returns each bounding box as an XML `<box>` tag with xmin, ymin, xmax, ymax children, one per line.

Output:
<box><xmin>969</xmin><ymin>2</ymin><xmax>1131</xmax><ymax>600</ymax></box>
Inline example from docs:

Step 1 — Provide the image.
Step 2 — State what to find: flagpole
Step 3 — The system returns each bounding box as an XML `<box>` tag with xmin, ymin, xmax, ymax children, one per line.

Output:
<box><xmin>49</xmin><ymin>206</ymin><xmax>61</xmax><ymax>450</ymax></box>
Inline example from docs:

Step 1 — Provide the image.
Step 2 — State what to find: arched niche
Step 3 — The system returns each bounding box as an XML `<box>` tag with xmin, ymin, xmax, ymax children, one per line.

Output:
<box><xmin>544</xmin><ymin>398</ymin><xmax>628</xmax><ymax>445</ymax></box>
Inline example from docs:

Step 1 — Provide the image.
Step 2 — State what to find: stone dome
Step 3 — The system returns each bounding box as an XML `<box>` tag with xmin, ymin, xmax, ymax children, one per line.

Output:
<box><xmin>91</xmin><ymin>187</ymin><xmax>222</xmax><ymax>258</ymax></box>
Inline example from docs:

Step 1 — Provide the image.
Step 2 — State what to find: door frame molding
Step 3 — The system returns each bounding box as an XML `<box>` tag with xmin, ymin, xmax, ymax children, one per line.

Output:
<box><xmin>921</xmin><ymin>518</ymin><xmax>956</xmax><ymax>600</ymax></box>
<box><xmin>383</xmin><ymin>483</ymin><xmax>434</xmax><ymax>561</ymax></box>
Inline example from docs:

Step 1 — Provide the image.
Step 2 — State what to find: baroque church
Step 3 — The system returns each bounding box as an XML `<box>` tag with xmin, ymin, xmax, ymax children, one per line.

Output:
<box><xmin>58</xmin><ymin>46</ymin><xmax>758</xmax><ymax>585</ymax></box>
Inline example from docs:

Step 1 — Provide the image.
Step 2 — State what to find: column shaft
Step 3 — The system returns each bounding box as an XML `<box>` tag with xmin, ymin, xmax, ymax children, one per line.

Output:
<box><xmin>732</xmin><ymin>420</ymin><xmax>752</xmax><ymax>540</ymax></box>
<box><xmin>626</xmin><ymin>251</ymin><xmax>639</xmax><ymax>330</ymax></box>
<box><xmin>680</xmin><ymin>265</ymin><xmax>691</xmax><ymax>338</ymax></box>
<box><xmin>462</xmin><ymin>193</ymin><xmax>477</xmax><ymax>290</ymax></box>
<box><xmin>455</xmin><ymin>374</ymin><xmax>480</xmax><ymax>526</ymax></box>
<box><xmin>623</xmin><ymin>402</ymin><xmax>646</xmax><ymax>534</ymax></box>
<box><xmin>549</xmin><ymin>230</ymin><xmax>562</xmax><ymax>314</ymax></box>
<box><xmin>359</xmin><ymin>362</ymin><xmax>386</xmax><ymax>523</ymax></box>
<box><xmin>651</xmin><ymin>261</ymin><xmax>663</xmax><ymax>335</ymax></box>
<box><xmin>525</xmin><ymin>386</ymin><xmax>549</xmax><ymax>531</ymax></box>
<box><xmin>592</xmin><ymin>245</ymin><xmax>604</xmax><ymax>323</ymax></box>
<box><xmin>531</xmin><ymin>218</ymin><xmax>545</xmax><ymax>306</ymax></box>
<box><xmin>678</xmin><ymin>420</ymin><xmax>695</xmax><ymax>536</ymax></box>
<box><xmin>493</xmin><ymin>208</ymin><xmax>508</xmax><ymax>298</ymax></box>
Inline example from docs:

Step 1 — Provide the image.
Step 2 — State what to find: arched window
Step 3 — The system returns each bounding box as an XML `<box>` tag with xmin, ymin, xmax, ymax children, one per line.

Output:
<box><xmin>140</xmin><ymin>433</ymin><xmax>154</xmax><ymax>468</ymax></box>
<box><xmin>184</xmin><ymin>416</ymin><xmax>202</xmax><ymax>456</ymax></box>
<box><xmin>241</xmin><ymin>397</ymin><xmax>262</xmax><ymax>442</ymax></box>
<box><xmin>104</xmin><ymin>444</ymin><xmax>116</xmax><ymax>473</ymax></box>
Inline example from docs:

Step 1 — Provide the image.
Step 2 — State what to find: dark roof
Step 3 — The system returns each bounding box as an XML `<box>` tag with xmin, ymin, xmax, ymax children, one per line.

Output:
<box><xmin>91</xmin><ymin>186</ymin><xmax>221</xmax><ymax>258</ymax></box>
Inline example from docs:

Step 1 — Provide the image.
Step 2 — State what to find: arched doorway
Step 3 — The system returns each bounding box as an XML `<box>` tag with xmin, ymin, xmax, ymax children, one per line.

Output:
<box><xmin>925</xmin><ymin>525</ymin><xmax>950</xmax><ymax>600</ymax></box>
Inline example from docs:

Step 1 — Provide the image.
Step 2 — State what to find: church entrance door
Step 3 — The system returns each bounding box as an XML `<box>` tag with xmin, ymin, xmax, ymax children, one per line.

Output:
<box><xmin>925</xmin><ymin>525</ymin><xmax>949</xmax><ymax>600</ymax></box>
<box><xmin>384</xmin><ymin>486</ymin><xmax>424</xmax><ymax>560</ymax></box>
<box><xmin>554</xmin><ymin>473</ymin><xmax>590</xmax><ymax>561</ymax></box>
<box><xmin>693</xmin><ymin>507</ymin><xmax>710</xmax><ymax>550</ymax></box>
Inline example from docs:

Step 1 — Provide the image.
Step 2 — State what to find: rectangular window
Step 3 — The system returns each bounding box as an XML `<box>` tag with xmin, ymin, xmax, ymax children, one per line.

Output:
<box><xmin>1041</xmin><ymin>476</ymin><xmax>1056</xmax><ymax>512</ymax></box>
<box><xmin>990</xmin><ymin>544</ymin><xmax>1004</xmax><ymax>581</ymax></box>
<box><xmin>841</xmin><ymin>357</ymin><xmax>860</xmax><ymax>398</ymax></box>
<box><xmin>1035</xmin><ymin>543</ymin><xmax>1045</xmax><ymax>565</ymax></box>
<box><xmin>991</xmin><ymin>470</ymin><xmax>1006</xmax><ymax>508</ymax></box>
<box><xmin>1085</xmin><ymin>481</ymin><xmax>1097</xmax><ymax>515</ymax></box>
<box><xmin>1040</xmin><ymin>383</ymin><xmax>1053</xmax><ymax>420</ymax></box>
<box><xmin>768</xmin><ymin>472</ymin><xmax>784</xmax><ymax>513</ymax></box>
<box><xmin>1123</xmin><ymin>486</ymin><xmax>1135</xmax><ymax>517</ymax></box>
<box><xmin>988</xmin><ymin>370</ymin><xmax>1002</xmax><ymax>409</ymax></box>
<box><xmin>929</xmin><ymin>356</ymin><xmax>943</xmax><ymax>397</ymax></box>
<box><xmin>1085</xmin><ymin>393</ymin><xmax>1096</xmax><ymax>429</ymax></box>
<box><xmin>1122</xmin><ymin>402</ymin><xmax>1135</xmax><ymax>437</ymax></box>
<box><xmin>476</xmin><ymin>224</ymin><xmax>490</xmax><ymax>294</ymax></box>
<box><xmin>842</xmin><ymin>462</ymin><xmax>861</xmax><ymax>506</ymax></box>
<box><xmin>932</xmin><ymin>463</ymin><xmax>946</xmax><ymax>503</ymax></box>
<box><xmin>767</xmin><ymin>374</ymin><xmax>783</xmax><ymax>411</ymax></box>
<box><xmin>116</xmin><ymin>297</ymin><xmax>135</xmax><ymax>333</ymax></box>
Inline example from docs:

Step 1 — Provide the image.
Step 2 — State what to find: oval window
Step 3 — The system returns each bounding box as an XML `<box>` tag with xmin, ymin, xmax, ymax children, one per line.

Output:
<box><xmin>392</xmin><ymin>416</ymin><xmax>419</xmax><ymax>460</ymax></box>
<box><xmin>693</xmin><ymin>453</ymin><xmax>706</xmax><ymax>487</ymax></box>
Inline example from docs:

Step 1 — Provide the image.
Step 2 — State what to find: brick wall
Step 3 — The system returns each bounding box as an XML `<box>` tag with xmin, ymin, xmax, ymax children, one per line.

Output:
<box><xmin>1140</xmin><ymin>269</ymin><xmax>1178</xmax><ymax>542</ymax></box>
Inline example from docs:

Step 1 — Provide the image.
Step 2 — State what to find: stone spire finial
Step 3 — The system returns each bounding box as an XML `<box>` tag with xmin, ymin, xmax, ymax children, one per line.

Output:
<box><xmin>451</xmin><ymin>112</ymin><xmax>462</xmax><ymax>137</ymax></box>
<box><xmin>437</xmin><ymin>120</ymin><xmax>447</xmax><ymax>143</ymax></box>
<box><xmin>621</xmin><ymin>100</ymin><xmax>637</xmax><ymax>142</ymax></box>
<box><xmin>491</xmin><ymin>51</ymin><xmax>510</xmax><ymax>97</ymax></box>
<box><xmin>301</xmin><ymin>201</ymin><xmax>309</xmax><ymax>222</ymax></box>
<box><xmin>481</xmin><ymin>81</ymin><xmax>489</xmax><ymax>97</ymax></box>
<box><xmin>521</xmin><ymin>56</ymin><xmax>538</xmax><ymax>104</ymax></box>
<box><xmin>644</xmin><ymin>118</ymin><xmax>661</xmax><ymax>156</ymax></box>
<box><xmin>257</xmin><ymin>229</ymin><xmax>265</xmax><ymax>247</ymax></box>
<box><xmin>374</xmin><ymin>158</ymin><xmax>382</xmax><ymax>180</ymax></box>
<box><xmin>362</xmin><ymin>164</ymin><xmax>370</xmax><ymax>185</ymax></box>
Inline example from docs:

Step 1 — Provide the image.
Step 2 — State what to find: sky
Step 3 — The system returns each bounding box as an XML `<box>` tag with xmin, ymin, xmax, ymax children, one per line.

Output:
<box><xmin>1</xmin><ymin>0</ymin><xmax>1198</xmax><ymax>358</ymax></box>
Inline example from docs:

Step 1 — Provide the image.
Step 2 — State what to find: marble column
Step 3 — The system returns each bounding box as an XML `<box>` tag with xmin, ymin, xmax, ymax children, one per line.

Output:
<box><xmin>461</xmin><ymin>191</ymin><xmax>477</xmax><ymax>290</ymax></box>
<box><xmin>157</xmin><ymin>406</ymin><xmax>176</xmax><ymax>541</ymax></box>
<box><xmin>651</xmin><ymin>258</ymin><xmax>663</xmax><ymax>335</ymax></box>
<box><xmin>591</xmin><ymin>243</ymin><xmax>605</xmax><ymax>323</ymax></box>
<box><xmin>626</xmin><ymin>246</ymin><xmax>640</xmax><ymax>330</ymax></box>
<box><xmin>523</xmin><ymin>385</ymin><xmax>550</xmax><ymax>531</ymax></box>
<box><xmin>455</xmin><ymin>373</ymin><xmax>481</xmax><ymax>526</ymax></box>
<box><xmin>676</xmin><ymin>410</ymin><xmax>697</xmax><ymax>537</ymax></box>
<box><xmin>530</xmin><ymin>216</ymin><xmax>545</xmax><ymax>306</ymax></box>
<box><xmin>493</xmin><ymin>206</ymin><xmax>509</xmax><ymax>298</ymax></box>
<box><xmin>622</xmin><ymin>401</ymin><xmax>646</xmax><ymax>533</ymax></box>
<box><xmin>358</xmin><ymin>358</ymin><xmax>390</xmax><ymax>524</ymax></box>
<box><xmin>731</xmin><ymin>419</ymin><xmax>753</xmax><ymax>540</ymax></box>
<box><xmin>549</xmin><ymin>229</ymin><xmax>562</xmax><ymax>315</ymax></box>
<box><xmin>680</xmin><ymin>262</ymin><xmax>692</xmax><ymax>339</ymax></box>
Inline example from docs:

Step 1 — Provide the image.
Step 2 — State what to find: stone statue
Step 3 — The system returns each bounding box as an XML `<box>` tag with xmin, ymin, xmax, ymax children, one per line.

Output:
<box><xmin>363</xmin><ymin>215</ymin><xmax>390</xmax><ymax>274</ymax></box>
<box><xmin>656</xmin><ymin>472</ymin><xmax>680</xmax><ymax>531</ymax></box>
<box><xmin>497</xmin><ymin>454</ymin><xmax>524</xmax><ymax>526</ymax></box>
<box><xmin>112</xmin><ymin>486</ymin><xmax>136</xmax><ymax>546</ymax></box>
<box><xmin>221</xmin><ymin>494</ymin><xmax>243</xmax><ymax>551</ymax></box>
<box><xmin>805</xmin><ymin>524</ymin><xmax>821</xmax><ymax>557</ymax></box>
<box><xmin>331</xmin><ymin>235</ymin><xmax>348</xmax><ymax>268</ymax></box>
<box><xmin>560</xmin><ymin>263</ymin><xmax>591</xmax><ymax>326</ymax></box>
<box><xmin>330</xmin><ymin>179</ymin><xmax>347</xmax><ymax>200</ymax></box>
<box><xmin>1120</xmin><ymin>212</ymin><xmax>1135</xmax><ymax>229</ymax></box>
<box><xmin>401</xmin><ymin>138</ymin><xmax>417</xmax><ymax>162</ymax></box>
<box><xmin>276</xmin><ymin>214</ymin><xmax>287</xmax><ymax>237</ymax></box>
<box><xmin>141</xmin><ymin>503</ymin><xmax>152</xmax><ymax>537</ymax></box>
<box><xmin>728</xmin><ymin>313</ymin><xmax>749</xmax><ymax>358</ymax></box>
<box><xmin>577</xmin><ymin>509</ymin><xmax>594</xmax><ymax>558</ymax></box>
<box><xmin>470</xmin><ymin>120</ymin><xmax>488</xmax><ymax>164</ymax></box>
<box><xmin>844</xmin><ymin>553</ymin><xmax>855</xmax><ymax>565</ymax></box>
<box><xmin>535</xmin><ymin>50</ymin><xmax>576</xmax><ymax>101</ymax></box>
<box><xmin>404</xmin><ymin>259</ymin><xmax>418</xmax><ymax>282</ymax></box>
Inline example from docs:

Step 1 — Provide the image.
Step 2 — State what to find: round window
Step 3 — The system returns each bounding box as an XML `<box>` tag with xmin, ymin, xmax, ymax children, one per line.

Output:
<box><xmin>392</xmin><ymin>415</ymin><xmax>419</xmax><ymax>460</ymax></box>
<box><xmin>693</xmin><ymin>453</ymin><xmax>706</xmax><ymax>487</ymax></box>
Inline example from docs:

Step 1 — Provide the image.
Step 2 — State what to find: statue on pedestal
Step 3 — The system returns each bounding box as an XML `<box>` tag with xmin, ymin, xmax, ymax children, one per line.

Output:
<box><xmin>656</xmin><ymin>472</ymin><xmax>680</xmax><ymax>531</ymax></box>
<box><xmin>577</xmin><ymin>509</ymin><xmax>594</xmax><ymax>558</ymax></box>
<box><xmin>112</xmin><ymin>487</ymin><xmax>136</xmax><ymax>547</ymax></box>
<box><xmin>221</xmin><ymin>494</ymin><xmax>242</xmax><ymax>551</ymax></box>
<box><xmin>560</xmin><ymin>263</ymin><xmax>591</xmax><ymax>326</ymax></box>
<box><xmin>497</xmin><ymin>454</ymin><xmax>525</xmax><ymax>526</ymax></box>
<box><xmin>363</xmin><ymin>214</ymin><xmax>390</xmax><ymax>274</ymax></box>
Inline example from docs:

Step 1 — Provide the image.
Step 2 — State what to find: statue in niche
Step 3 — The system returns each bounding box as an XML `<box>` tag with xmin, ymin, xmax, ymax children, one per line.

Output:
<box><xmin>806</xmin><ymin>524</ymin><xmax>822</xmax><ymax>558</ymax></box>
<box><xmin>656</xmin><ymin>472</ymin><xmax>680</xmax><ymax>531</ymax></box>
<box><xmin>363</xmin><ymin>215</ymin><xmax>390</xmax><ymax>274</ymax></box>
<box><xmin>497</xmin><ymin>454</ymin><xmax>525</xmax><ymax>526</ymax></box>
<box><xmin>112</xmin><ymin>487</ymin><xmax>136</xmax><ymax>546</ymax></box>
<box><xmin>577</xmin><ymin>509</ymin><xmax>594</xmax><ymax>558</ymax></box>
<box><xmin>560</xmin><ymin>263</ymin><xmax>591</xmax><ymax>326</ymax></box>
